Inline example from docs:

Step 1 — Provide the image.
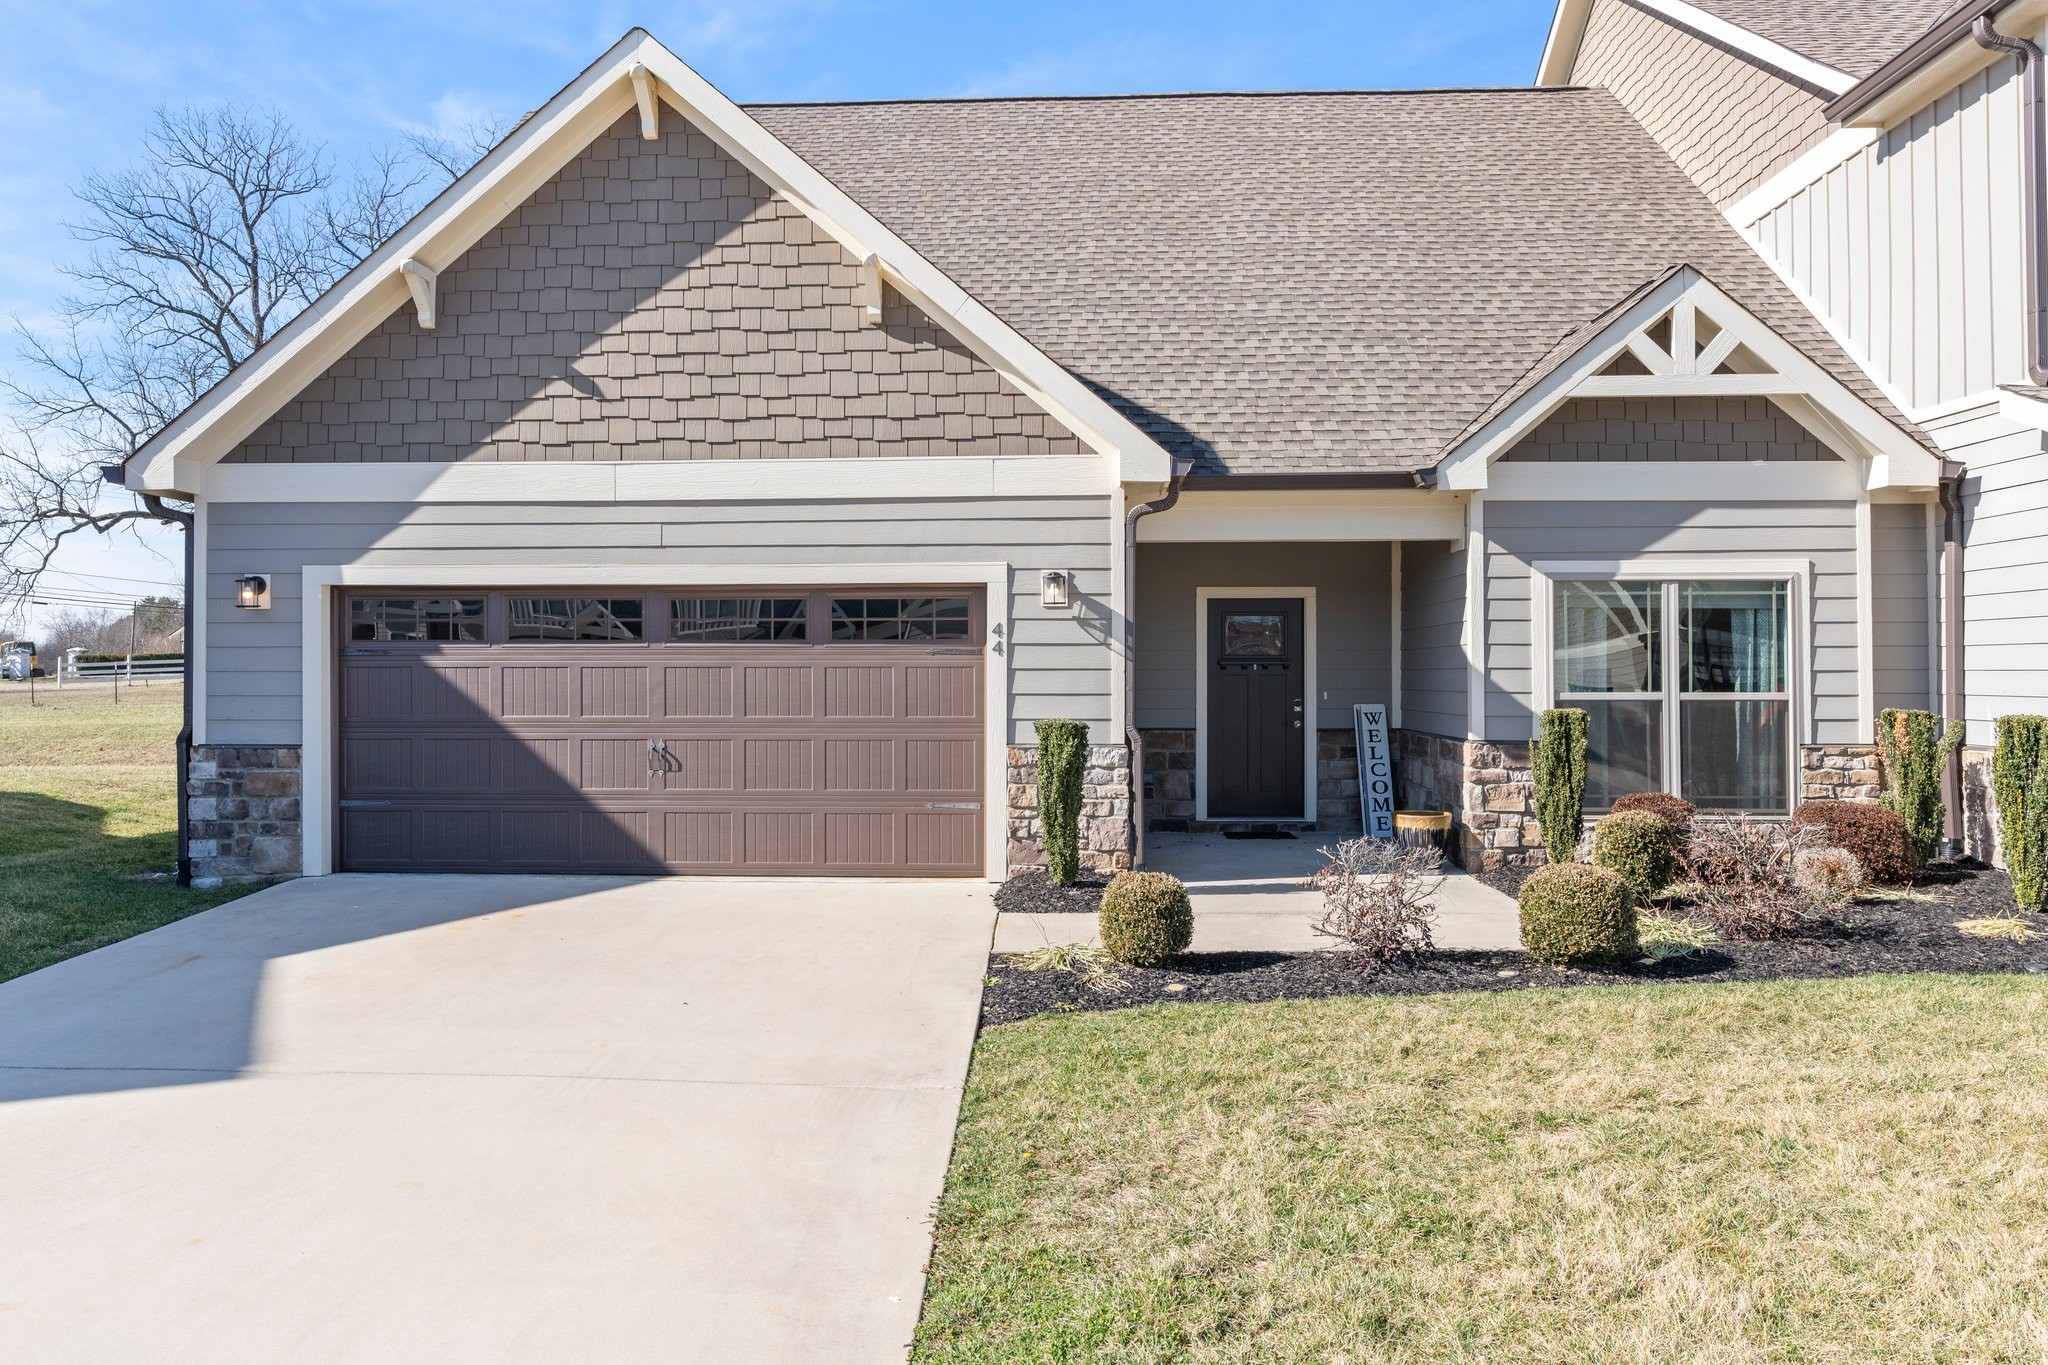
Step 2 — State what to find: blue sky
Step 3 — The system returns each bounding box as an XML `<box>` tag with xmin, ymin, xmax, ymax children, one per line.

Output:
<box><xmin>0</xmin><ymin>0</ymin><xmax>1555</xmax><ymax>624</ymax></box>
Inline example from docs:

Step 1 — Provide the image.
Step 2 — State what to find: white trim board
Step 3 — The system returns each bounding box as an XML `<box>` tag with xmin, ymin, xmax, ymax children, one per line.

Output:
<box><xmin>296</xmin><ymin>559</ymin><xmax>1014</xmax><ymax>882</ymax></box>
<box><xmin>1538</xmin><ymin>0</ymin><xmax>1853</xmax><ymax>94</ymax></box>
<box><xmin>126</xmin><ymin>29</ymin><xmax>1173</xmax><ymax>495</ymax></box>
<box><xmin>1529</xmin><ymin>554</ymin><xmax>1816</xmax><ymax>748</ymax></box>
<box><xmin>203</xmin><ymin>456</ymin><xmax>1115</xmax><ymax>504</ymax></box>
<box><xmin>1483</xmin><ymin>460</ymin><xmax>1862</xmax><ymax>501</ymax></box>
<box><xmin>1192</xmin><ymin>587</ymin><xmax>1318</xmax><ymax>825</ymax></box>
<box><xmin>1434</xmin><ymin>269</ymin><xmax>1940</xmax><ymax>492</ymax></box>
<box><xmin>1136</xmin><ymin>489</ymin><xmax>1463</xmax><ymax>542</ymax></box>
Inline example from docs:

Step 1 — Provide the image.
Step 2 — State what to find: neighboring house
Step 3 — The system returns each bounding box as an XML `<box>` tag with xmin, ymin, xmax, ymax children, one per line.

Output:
<box><xmin>1543</xmin><ymin>0</ymin><xmax>2048</xmax><ymax>854</ymax></box>
<box><xmin>121</xmin><ymin>28</ymin><xmax>1952</xmax><ymax>885</ymax></box>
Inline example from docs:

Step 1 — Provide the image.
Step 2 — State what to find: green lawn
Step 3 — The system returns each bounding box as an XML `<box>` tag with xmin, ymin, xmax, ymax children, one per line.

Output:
<box><xmin>0</xmin><ymin>683</ymin><xmax>257</xmax><ymax>982</ymax></box>
<box><xmin>917</xmin><ymin>977</ymin><xmax>2048</xmax><ymax>1363</ymax></box>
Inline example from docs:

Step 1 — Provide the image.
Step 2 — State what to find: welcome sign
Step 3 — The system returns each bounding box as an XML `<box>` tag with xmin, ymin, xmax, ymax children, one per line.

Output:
<box><xmin>1353</xmin><ymin>703</ymin><xmax>1394</xmax><ymax>839</ymax></box>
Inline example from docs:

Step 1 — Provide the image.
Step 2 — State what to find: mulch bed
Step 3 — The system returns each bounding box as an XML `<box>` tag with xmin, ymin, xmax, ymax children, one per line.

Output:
<box><xmin>982</xmin><ymin>860</ymin><xmax>2048</xmax><ymax>1029</ymax></box>
<box><xmin>993</xmin><ymin>868</ymin><xmax>1110</xmax><ymax>915</ymax></box>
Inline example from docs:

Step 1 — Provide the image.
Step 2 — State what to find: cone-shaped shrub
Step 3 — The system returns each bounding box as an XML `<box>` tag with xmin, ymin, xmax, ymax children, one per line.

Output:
<box><xmin>1533</xmin><ymin>708</ymin><xmax>1588</xmax><ymax>865</ymax></box>
<box><xmin>1033</xmin><ymin>718</ymin><xmax>1090</xmax><ymax>886</ymax></box>
<box><xmin>1875</xmin><ymin>707</ymin><xmax>1963</xmax><ymax>864</ymax></box>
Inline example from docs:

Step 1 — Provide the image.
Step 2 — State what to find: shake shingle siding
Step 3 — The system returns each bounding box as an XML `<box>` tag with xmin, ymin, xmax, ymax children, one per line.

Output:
<box><xmin>225</xmin><ymin>113</ymin><xmax>1081</xmax><ymax>464</ymax></box>
<box><xmin>1501</xmin><ymin>397</ymin><xmax>1839</xmax><ymax>462</ymax></box>
<box><xmin>1569</xmin><ymin>0</ymin><xmax>1833</xmax><ymax>208</ymax></box>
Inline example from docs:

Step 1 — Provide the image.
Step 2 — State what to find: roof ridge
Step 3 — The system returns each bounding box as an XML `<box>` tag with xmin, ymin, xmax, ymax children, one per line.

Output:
<box><xmin>742</xmin><ymin>86</ymin><xmax>1596</xmax><ymax>110</ymax></box>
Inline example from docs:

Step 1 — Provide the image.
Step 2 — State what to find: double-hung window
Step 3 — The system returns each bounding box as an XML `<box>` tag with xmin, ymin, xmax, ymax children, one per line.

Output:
<box><xmin>1553</xmin><ymin>578</ymin><xmax>1791</xmax><ymax>813</ymax></box>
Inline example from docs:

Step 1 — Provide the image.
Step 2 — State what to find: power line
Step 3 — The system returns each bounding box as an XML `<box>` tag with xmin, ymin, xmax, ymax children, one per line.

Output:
<box><xmin>40</xmin><ymin>568</ymin><xmax>183</xmax><ymax>591</ymax></box>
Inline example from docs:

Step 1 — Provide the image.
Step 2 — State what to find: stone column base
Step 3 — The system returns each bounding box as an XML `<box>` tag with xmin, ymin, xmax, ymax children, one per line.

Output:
<box><xmin>1006</xmin><ymin>743</ymin><xmax>1133</xmax><ymax>876</ymax></box>
<box><xmin>188</xmin><ymin>745</ymin><xmax>303</xmax><ymax>887</ymax></box>
<box><xmin>1393</xmin><ymin>730</ymin><xmax>1539</xmax><ymax>872</ymax></box>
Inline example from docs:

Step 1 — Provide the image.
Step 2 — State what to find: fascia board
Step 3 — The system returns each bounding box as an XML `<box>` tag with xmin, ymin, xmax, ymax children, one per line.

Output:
<box><xmin>1536</xmin><ymin>0</ymin><xmax>1594</xmax><ymax>84</ymax></box>
<box><xmin>1435</xmin><ymin>269</ymin><xmax>1698</xmax><ymax>490</ymax></box>
<box><xmin>130</xmin><ymin>29</ymin><xmax>1173</xmax><ymax>494</ymax></box>
<box><xmin>1631</xmin><ymin>0</ymin><xmax>1856</xmax><ymax>94</ymax></box>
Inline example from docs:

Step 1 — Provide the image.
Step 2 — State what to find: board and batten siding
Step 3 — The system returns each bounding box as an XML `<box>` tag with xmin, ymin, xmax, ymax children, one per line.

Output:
<box><xmin>1736</xmin><ymin>49</ymin><xmax>2030</xmax><ymax>411</ymax></box>
<box><xmin>1871</xmin><ymin>500</ymin><xmax>1933</xmax><ymax>714</ymax></box>
<box><xmin>1133</xmin><ymin>542</ymin><xmax>1392</xmax><ymax>732</ymax></box>
<box><xmin>1922</xmin><ymin>401</ymin><xmax>2048</xmax><ymax>745</ymax></box>
<box><xmin>1398</xmin><ymin>536</ymin><xmax>1468</xmax><ymax>739</ymax></box>
<box><xmin>1481</xmin><ymin>500</ymin><xmax>1867</xmax><ymax>744</ymax></box>
<box><xmin>202</xmin><ymin>495</ymin><xmax>1114</xmax><ymax>747</ymax></box>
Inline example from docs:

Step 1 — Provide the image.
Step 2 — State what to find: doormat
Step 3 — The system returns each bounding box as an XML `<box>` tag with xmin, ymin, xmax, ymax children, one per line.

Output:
<box><xmin>1223</xmin><ymin>830</ymin><xmax>1298</xmax><ymax>840</ymax></box>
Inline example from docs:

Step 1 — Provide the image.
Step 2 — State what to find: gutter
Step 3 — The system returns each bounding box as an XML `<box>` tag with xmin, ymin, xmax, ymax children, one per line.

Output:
<box><xmin>1972</xmin><ymin>15</ymin><xmax>2048</xmax><ymax>386</ymax></box>
<box><xmin>1938</xmin><ymin>460</ymin><xmax>1968</xmax><ymax>855</ymax></box>
<box><xmin>1122</xmin><ymin>459</ymin><xmax>1193</xmax><ymax>868</ymax></box>
<box><xmin>1824</xmin><ymin>0</ymin><xmax>2005</xmax><ymax>121</ymax></box>
<box><xmin>101</xmin><ymin>467</ymin><xmax>196</xmax><ymax>887</ymax></box>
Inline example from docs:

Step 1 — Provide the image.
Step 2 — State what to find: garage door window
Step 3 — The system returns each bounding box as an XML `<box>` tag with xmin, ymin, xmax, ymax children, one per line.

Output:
<box><xmin>670</xmin><ymin>597</ymin><xmax>808</xmax><ymax>642</ymax></box>
<box><xmin>829</xmin><ymin>596</ymin><xmax>972</xmax><ymax>641</ymax></box>
<box><xmin>349</xmin><ymin>597</ymin><xmax>486</xmax><ymax>643</ymax></box>
<box><xmin>507</xmin><ymin>597</ymin><xmax>644</xmax><ymax>642</ymax></box>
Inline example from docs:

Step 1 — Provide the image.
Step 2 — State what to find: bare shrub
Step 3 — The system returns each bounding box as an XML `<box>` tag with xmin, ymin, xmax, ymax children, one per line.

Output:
<box><xmin>1792</xmin><ymin>847</ymin><xmax>1867</xmax><ymax>909</ymax></box>
<box><xmin>1311</xmin><ymin>838</ymin><xmax>1444</xmax><ymax>969</ymax></box>
<box><xmin>1687</xmin><ymin>815</ymin><xmax>1819</xmax><ymax>941</ymax></box>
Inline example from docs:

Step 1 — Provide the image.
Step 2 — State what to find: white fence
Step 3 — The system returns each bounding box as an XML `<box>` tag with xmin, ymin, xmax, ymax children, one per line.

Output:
<box><xmin>66</xmin><ymin>655</ymin><xmax>185</xmax><ymax>682</ymax></box>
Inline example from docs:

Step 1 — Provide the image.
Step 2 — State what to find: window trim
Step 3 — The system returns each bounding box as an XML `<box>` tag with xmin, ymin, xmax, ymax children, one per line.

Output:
<box><xmin>1533</xmin><ymin>558</ymin><xmax>1812</xmax><ymax>814</ymax></box>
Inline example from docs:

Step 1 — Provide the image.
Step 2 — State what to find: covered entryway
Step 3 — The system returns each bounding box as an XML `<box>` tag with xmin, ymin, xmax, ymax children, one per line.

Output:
<box><xmin>336</xmin><ymin>588</ymin><xmax>986</xmax><ymax>875</ymax></box>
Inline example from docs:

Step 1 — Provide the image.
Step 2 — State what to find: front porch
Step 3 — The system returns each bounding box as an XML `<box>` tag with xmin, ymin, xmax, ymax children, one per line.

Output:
<box><xmin>992</xmin><ymin>832</ymin><xmax>1522</xmax><ymax>953</ymax></box>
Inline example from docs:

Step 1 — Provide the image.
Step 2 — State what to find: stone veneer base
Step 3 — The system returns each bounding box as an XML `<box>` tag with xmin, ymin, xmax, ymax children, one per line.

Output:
<box><xmin>1135</xmin><ymin>728</ymin><xmax>1364</xmax><ymax>835</ymax></box>
<box><xmin>188</xmin><ymin>745</ymin><xmax>303</xmax><ymax>887</ymax></box>
<box><xmin>1006</xmin><ymin>744</ymin><xmax>1133</xmax><ymax>875</ymax></box>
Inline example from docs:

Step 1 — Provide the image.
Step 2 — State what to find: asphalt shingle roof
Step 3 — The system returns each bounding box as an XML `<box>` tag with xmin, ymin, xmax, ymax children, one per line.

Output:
<box><xmin>752</xmin><ymin>88</ymin><xmax>1920</xmax><ymax>476</ymax></box>
<box><xmin>1682</xmin><ymin>0</ymin><xmax>1963</xmax><ymax>79</ymax></box>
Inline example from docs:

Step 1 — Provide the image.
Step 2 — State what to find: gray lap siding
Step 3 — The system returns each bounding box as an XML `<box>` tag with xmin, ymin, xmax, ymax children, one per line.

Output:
<box><xmin>202</xmin><ymin>495</ymin><xmax>1115</xmax><ymax>747</ymax></box>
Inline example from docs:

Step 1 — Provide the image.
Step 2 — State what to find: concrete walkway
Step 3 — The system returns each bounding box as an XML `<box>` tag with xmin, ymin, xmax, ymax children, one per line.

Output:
<box><xmin>995</xmin><ymin>832</ymin><xmax>1522</xmax><ymax>953</ymax></box>
<box><xmin>0</xmin><ymin>875</ymin><xmax>995</xmax><ymax>1364</ymax></box>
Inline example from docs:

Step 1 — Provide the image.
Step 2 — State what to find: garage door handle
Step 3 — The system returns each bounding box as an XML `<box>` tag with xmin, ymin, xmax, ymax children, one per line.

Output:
<box><xmin>926</xmin><ymin>802</ymin><xmax>981</xmax><ymax>810</ymax></box>
<box><xmin>339</xmin><ymin>799</ymin><xmax>392</xmax><ymax>809</ymax></box>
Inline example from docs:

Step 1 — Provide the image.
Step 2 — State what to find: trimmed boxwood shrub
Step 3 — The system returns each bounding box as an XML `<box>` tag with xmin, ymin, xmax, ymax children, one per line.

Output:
<box><xmin>1789</xmin><ymin>800</ymin><xmax>1916</xmax><ymax>885</ymax></box>
<box><xmin>1518</xmin><ymin>863</ymin><xmax>1638</xmax><ymax>965</ymax></box>
<box><xmin>1993</xmin><ymin>715</ymin><xmax>2048</xmax><ymax>911</ymax></box>
<box><xmin>1032</xmin><ymin>719</ymin><xmax>1090</xmax><ymax>886</ymax></box>
<box><xmin>1099</xmin><ymin>871</ymin><xmax>1194</xmax><ymax>967</ymax></box>
<box><xmin>1608</xmin><ymin>791</ymin><xmax>1696</xmax><ymax>842</ymax></box>
<box><xmin>1533</xmin><ymin>708</ymin><xmax>1588</xmax><ymax>864</ymax></box>
<box><xmin>1591</xmin><ymin>810</ymin><xmax>1676</xmax><ymax>900</ymax></box>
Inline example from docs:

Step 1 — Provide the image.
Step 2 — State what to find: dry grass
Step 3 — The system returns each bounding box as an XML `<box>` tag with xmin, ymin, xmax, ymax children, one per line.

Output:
<box><xmin>0</xmin><ymin>683</ymin><xmax>255</xmax><ymax>981</ymax></box>
<box><xmin>917</xmin><ymin>977</ymin><xmax>2048</xmax><ymax>1363</ymax></box>
<box><xmin>1955</xmin><ymin>918</ymin><xmax>2036</xmax><ymax>943</ymax></box>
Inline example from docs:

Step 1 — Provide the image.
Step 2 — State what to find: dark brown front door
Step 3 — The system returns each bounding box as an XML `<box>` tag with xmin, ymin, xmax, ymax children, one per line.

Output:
<box><xmin>1206</xmin><ymin>597</ymin><xmax>1304</xmax><ymax>819</ymax></box>
<box><xmin>336</xmin><ymin>588</ymin><xmax>985</xmax><ymax>876</ymax></box>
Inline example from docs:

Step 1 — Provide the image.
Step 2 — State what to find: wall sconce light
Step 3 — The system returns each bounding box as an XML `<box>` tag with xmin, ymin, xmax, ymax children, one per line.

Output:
<box><xmin>1039</xmin><ymin>569</ymin><xmax>1072</xmax><ymax>610</ymax></box>
<box><xmin>234</xmin><ymin>574</ymin><xmax>271</xmax><ymax>611</ymax></box>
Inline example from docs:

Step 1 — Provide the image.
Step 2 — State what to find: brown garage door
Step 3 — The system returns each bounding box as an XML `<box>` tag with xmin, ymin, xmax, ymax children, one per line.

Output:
<box><xmin>336</xmin><ymin>589</ymin><xmax>986</xmax><ymax>876</ymax></box>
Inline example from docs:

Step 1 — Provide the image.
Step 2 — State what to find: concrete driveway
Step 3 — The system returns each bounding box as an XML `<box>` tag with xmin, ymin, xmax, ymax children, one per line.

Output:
<box><xmin>0</xmin><ymin>875</ymin><xmax>995</xmax><ymax>1363</ymax></box>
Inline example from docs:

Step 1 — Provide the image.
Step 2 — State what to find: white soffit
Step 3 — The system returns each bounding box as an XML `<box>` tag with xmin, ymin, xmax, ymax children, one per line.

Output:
<box><xmin>1433</xmin><ymin>269</ymin><xmax>1943</xmax><ymax>491</ymax></box>
<box><xmin>125</xmin><ymin>28</ymin><xmax>1173</xmax><ymax>496</ymax></box>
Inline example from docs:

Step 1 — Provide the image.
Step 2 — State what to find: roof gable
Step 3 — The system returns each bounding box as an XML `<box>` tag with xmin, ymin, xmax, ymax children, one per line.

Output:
<box><xmin>125</xmin><ymin>30</ymin><xmax>1167</xmax><ymax>494</ymax></box>
<box><xmin>223</xmin><ymin>112</ymin><xmax>1082</xmax><ymax>466</ymax></box>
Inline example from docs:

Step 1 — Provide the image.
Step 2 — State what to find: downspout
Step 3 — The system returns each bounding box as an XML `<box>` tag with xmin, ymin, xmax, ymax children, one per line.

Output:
<box><xmin>140</xmin><ymin>495</ymin><xmax>196</xmax><ymax>887</ymax></box>
<box><xmin>1975</xmin><ymin>15</ymin><xmax>2048</xmax><ymax>384</ymax></box>
<box><xmin>1938</xmin><ymin>461</ymin><xmax>1968</xmax><ymax>855</ymax></box>
<box><xmin>1123</xmin><ymin>458</ymin><xmax>1193</xmax><ymax>868</ymax></box>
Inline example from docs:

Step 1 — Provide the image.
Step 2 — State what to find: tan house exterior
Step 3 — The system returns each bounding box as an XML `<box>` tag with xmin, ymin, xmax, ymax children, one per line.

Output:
<box><xmin>124</xmin><ymin>27</ymin><xmax>1956</xmax><ymax>884</ymax></box>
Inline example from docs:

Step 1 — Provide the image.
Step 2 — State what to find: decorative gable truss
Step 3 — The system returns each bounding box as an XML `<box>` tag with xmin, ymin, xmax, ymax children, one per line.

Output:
<box><xmin>1434</xmin><ymin>269</ymin><xmax>1944</xmax><ymax>492</ymax></box>
<box><xmin>123</xmin><ymin>29</ymin><xmax>1173</xmax><ymax>498</ymax></box>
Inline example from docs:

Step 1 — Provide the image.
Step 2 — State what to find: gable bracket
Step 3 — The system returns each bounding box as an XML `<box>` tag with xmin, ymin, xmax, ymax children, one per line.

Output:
<box><xmin>629</xmin><ymin>63</ymin><xmax>660</xmax><ymax>140</ymax></box>
<box><xmin>862</xmin><ymin>253</ymin><xmax>884</xmax><ymax>327</ymax></box>
<box><xmin>398</xmin><ymin>259</ymin><xmax>438</xmax><ymax>331</ymax></box>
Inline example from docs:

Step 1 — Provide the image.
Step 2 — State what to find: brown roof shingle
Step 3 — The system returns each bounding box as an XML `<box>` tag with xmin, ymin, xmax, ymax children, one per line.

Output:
<box><xmin>752</xmin><ymin>87</ymin><xmax>1919</xmax><ymax>476</ymax></box>
<box><xmin>1683</xmin><ymin>0</ymin><xmax>1962</xmax><ymax>80</ymax></box>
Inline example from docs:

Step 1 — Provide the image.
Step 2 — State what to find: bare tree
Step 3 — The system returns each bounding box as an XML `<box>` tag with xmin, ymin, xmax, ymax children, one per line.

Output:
<box><xmin>1</xmin><ymin>102</ymin><xmax>503</xmax><ymax>607</ymax></box>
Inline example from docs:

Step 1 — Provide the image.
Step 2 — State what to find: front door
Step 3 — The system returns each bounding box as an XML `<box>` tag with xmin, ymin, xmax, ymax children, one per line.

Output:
<box><xmin>1206</xmin><ymin>597</ymin><xmax>1305</xmax><ymax>818</ymax></box>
